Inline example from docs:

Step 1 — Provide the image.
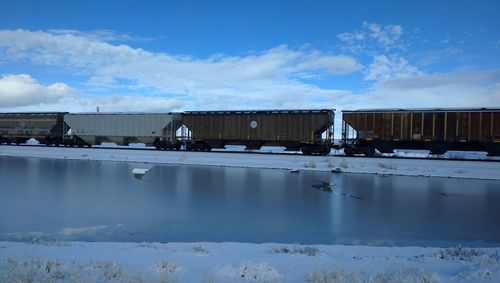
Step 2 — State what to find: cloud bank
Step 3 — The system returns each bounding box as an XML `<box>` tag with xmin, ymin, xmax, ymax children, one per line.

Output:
<box><xmin>0</xmin><ymin>29</ymin><xmax>360</xmax><ymax>111</ymax></box>
<box><xmin>0</xmin><ymin>74</ymin><xmax>72</xmax><ymax>107</ymax></box>
<box><xmin>0</xmin><ymin>27</ymin><xmax>498</xmax><ymax>117</ymax></box>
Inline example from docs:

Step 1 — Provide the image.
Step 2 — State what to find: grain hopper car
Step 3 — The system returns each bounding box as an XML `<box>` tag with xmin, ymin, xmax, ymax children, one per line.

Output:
<box><xmin>342</xmin><ymin>108</ymin><xmax>500</xmax><ymax>156</ymax></box>
<box><xmin>181</xmin><ymin>109</ymin><xmax>335</xmax><ymax>155</ymax></box>
<box><xmin>63</xmin><ymin>113</ymin><xmax>183</xmax><ymax>149</ymax></box>
<box><xmin>0</xmin><ymin>112</ymin><xmax>66</xmax><ymax>145</ymax></box>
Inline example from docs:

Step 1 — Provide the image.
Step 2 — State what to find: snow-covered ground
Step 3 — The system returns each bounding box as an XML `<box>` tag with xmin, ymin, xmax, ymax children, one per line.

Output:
<box><xmin>1</xmin><ymin>241</ymin><xmax>499</xmax><ymax>282</ymax></box>
<box><xmin>1</xmin><ymin>145</ymin><xmax>500</xmax><ymax>180</ymax></box>
<box><xmin>21</xmin><ymin>139</ymin><xmax>500</xmax><ymax>161</ymax></box>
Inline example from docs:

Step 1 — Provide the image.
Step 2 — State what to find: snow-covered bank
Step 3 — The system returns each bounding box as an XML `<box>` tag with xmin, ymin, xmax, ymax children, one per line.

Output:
<box><xmin>1</xmin><ymin>241</ymin><xmax>499</xmax><ymax>282</ymax></box>
<box><xmin>1</xmin><ymin>145</ymin><xmax>500</xmax><ymax>180</ymax></box>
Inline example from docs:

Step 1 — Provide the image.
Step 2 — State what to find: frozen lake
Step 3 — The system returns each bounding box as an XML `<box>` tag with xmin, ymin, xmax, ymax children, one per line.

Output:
<box><xmin>1</xmin><ymin>156</ymin><xmax>499</xmax><ymax>247</ymax></box>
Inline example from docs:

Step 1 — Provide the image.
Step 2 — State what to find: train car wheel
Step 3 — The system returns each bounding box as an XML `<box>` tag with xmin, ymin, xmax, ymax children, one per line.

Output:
<box><xmin>343</xmin><ymin>147</ymin><xmax>354</xmax><ymax>156</ymax></box>
<box><xmin>319</xmin><ymin>147</ymin><xmax>331</xmax><ymax>156</ymax></box>
<box><xmin>364</xmin><ymin>147</ymin><xmax>375</xmax><ymax>157</ymax></box>
<box><xmin>301</xmin><ymin>146</ymin><xmax>312</xmax><ymax>155</ymax></box>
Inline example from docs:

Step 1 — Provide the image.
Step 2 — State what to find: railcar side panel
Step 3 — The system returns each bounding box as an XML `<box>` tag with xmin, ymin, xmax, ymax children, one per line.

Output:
<box><xmin>0</xmin><ymin>112</ymin><xmax>66</xmax><ymax>145</ymax></box>
<box><xmin>342</xmin><ymin>109</ymin><xmax>500</xmax><ymax>156</ymax></box>
<box><xmin>64</xmin><ymin>113</ymin><xmax>182</xmax><ymax>146</ymax></box>
<box><xmin>182</xmin><ymin>110</ymin><xmax>334</xmax><ymax>153</ymax></box>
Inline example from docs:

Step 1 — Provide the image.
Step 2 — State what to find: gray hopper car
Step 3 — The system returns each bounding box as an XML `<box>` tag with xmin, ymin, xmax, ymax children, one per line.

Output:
<box><xmin>182</xmin><ymin>109</ymin><xmax>335</xmax><ymax>155</ymax></box>
<box><xmin>64</xmin><ymin>113</ymin><xmax>183</xmax><ymax>149</ymax></box>
<box><xmin>0</xmin><ymin>112</ymin><xmax>66</xmax><ymax>145</ymax></box>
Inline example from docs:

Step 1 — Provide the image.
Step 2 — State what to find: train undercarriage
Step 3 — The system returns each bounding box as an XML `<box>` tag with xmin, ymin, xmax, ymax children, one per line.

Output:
<box><xmin>342</xmin><ymin>139</ymin><xmax>500</xmax><ymax>156</ymax></box>
<box><xmin>183</xmin><ymin>139</ymin><xmax>332</xmax><ymax>155</ymax></box>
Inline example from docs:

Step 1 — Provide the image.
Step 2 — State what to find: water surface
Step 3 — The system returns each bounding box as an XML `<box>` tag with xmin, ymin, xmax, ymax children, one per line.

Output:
<box><xmin>1</xmin><ymin>156</ymin><xmax>499</xmax><ymax>246</ymax></box>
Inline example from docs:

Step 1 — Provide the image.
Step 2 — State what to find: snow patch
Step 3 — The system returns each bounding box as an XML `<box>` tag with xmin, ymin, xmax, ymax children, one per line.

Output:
<box><xmin>212</xmin><ymin>261</ymin><xmax>283</xmax><ymax>282</ymax></box>
<box><xmin>59</xmin><ymin>225</ymin><xmax>107</xmax><ymax>236</ymax></box>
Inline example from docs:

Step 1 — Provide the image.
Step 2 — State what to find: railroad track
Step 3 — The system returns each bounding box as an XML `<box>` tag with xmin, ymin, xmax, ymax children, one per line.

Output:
<box><xmin>2</xmin><ymin>144</ymin><xmax>500</xmax><ymax>163</ymax></box>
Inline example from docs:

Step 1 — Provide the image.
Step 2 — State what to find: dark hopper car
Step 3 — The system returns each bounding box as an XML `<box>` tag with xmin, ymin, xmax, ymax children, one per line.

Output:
<box><xmin>182</xmin><ymin>109</ymin><xmax>335</xmax><ymax>155</ymax></box>
<box><xmin>0</xmin><ymin>112</ymin><xmax>67</xmax><ymax>146</ymax></box>
<box><xmin>342</xmin><ymin>108</ymin><xmax>500</xmax><ymax>156</ymax></box>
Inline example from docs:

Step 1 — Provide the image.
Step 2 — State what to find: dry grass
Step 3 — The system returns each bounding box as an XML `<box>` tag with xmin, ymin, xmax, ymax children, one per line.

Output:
<box><xmin>306</xmin><ymin>267</ymin><xmax>440</xmax><ymax>283</ymax></box>
<box><xmin>203</xmin><ymin>262</ymin><xmax>282</xmax><ymax>283</ymax></box>
<box><xmin>0</xmin><ymin>257</ymin><xmax>179</xmax><ymax>283</ymax></box>
<box><xmin>304</xmin><ymin>161</ymin><xmax>317</xmax><ymax>168</ymax></box>
<box><xmin>191</xmin><ymin>244</ymin><xmax>210</xmax><ymax>254</ymax></box>
<box><xmin>436</xmin><ymin>245</ymin><xmax>485</xmax><ymax>262</ymax></box>
<box><xmin>270</xmin><ymin>245</ymin><xmax>321</xmax><ymax>257</ymax></box>
<box><xmin>324</xmin><ymin>157</ymin><xmax>335</xmax><ymax>168</ymax></box>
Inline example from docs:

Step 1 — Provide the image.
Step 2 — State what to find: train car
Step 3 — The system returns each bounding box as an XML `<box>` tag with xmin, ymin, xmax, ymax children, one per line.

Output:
<box><xmin>0</xmin><ymin>112</ymin><xmax>66</xmax><ymax>145</ymax></box>
<box><xmin>64</xmin><ymin>113</ymin><xmax>183</xmax><ymax>149</ymax></box>
<box><xmin>342</xmin><ymin>108</ymin><xmax>500</xmax><ymax>156</ymax></box>
<box><xmin>181</xmin><ymin>109</ymin><xmax>335</xmax><ymax>155</ymax></box>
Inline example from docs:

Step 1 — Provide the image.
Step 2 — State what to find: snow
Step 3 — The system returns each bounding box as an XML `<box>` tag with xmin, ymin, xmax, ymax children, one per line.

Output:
<box><xmin>132</xmin><ymin>168</ymin><xmax>149</xmax><ymax>180</ymax></box>
<box><xmin>1</xmin><ymin>241</ymin><xmax>499</xmax><ymax>282</ymax></box>
<box><xmin>1</xmin><ymin>145</ymin><xmax>500</xmax><ymax>180</ymax></box>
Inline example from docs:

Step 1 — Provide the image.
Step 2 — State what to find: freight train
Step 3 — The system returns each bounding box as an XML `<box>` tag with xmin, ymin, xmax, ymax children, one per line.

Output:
<box><xmin>0</xmin><ymin>108</ymin><xmax>499</xmax><ymax>156</ymax></box>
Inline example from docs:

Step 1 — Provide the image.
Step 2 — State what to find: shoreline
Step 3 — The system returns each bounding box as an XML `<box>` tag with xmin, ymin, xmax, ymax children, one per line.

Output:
<box><xmin>1</xmin><ymin>145</ymin><xmax>500</xmax><ymax>181</ymax></box>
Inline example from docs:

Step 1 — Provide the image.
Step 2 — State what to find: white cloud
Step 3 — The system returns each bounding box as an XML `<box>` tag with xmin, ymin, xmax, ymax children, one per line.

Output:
<box><xmin>0</xmin><ymin>29</ymin><xmax>359</xmax><ymax>111</ymax></box>
<box><xmin>338</xmin><ymin>22</ymin><xmax>404</xmax><ymax>52</ymax></box>
<box><xmin>46</xmin><ymin>29</ymin><xmax>143</xmax><ymax>42</ymax></box>
<box><xmin>363</xmin><ymin>22</ymin><xmax>403</xmax><ymax>47</ymax></box>
<box><xmin>0</xmin><ymin>91</ymin><xmax>185</xmax><ymax>113</ymax></box>
<box><xmin>414</xmin><ymin>48</ymin><xmax>464</xmax><ymax>67</ymax></box>
<box><xmin>0</xmin><ymin>74</ymin><xmax>72</xmax><ymax>107</ymax></box>
<box><xmin>365</xmin><ymin>55</ymin><xmax>420</xmax><ymax>81</ymax></box>
<box><xmin>86</xmin><ymin>95</ymin><xmax>185</xmax><ymax>112</ymax></box>
<box><xmin>342</xmin><ymin>71</ymin><xmax>500</xmax><ymax>110</ymax></box>
<box><xmin>376</xmin><ymin>71</ymin><xmax>500</xmax><ymax>90</ymax></box>
<box><xmin>0</xmin><ymin>73</ymin><xmax>183</xmax><ymax>113</ymax></box>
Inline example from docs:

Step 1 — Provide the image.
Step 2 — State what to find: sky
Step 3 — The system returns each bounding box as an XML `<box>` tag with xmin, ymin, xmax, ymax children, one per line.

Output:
<box><xmin>0</xmin><ymin>0</ymin><xmax>499</xmax><ymax>115</ymax></box>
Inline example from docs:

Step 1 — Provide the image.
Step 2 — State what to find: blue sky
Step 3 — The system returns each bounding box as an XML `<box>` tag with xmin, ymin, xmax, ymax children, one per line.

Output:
<box><xmin>0</xmin><ymin>0</ymin><xmax>499</xmax><ymax>114</ymax></box>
